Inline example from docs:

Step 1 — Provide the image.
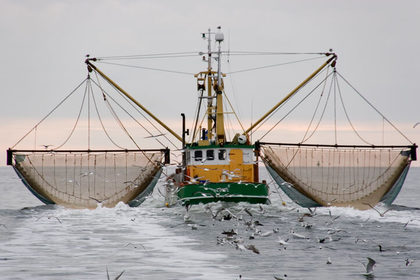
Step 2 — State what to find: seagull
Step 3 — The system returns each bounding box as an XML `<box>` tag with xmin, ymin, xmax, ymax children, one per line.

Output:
<box><xmin>298</xmin><ymin>213</ymin><xmax>313</xmax><ymax>222</ymax></box>
<box><xmin>363</xmin><ymin>203</ymin><xmax>392</xmax><ymax>217</ymax></box>
<box><xmin>106</xmin><ymin>266</ymin><xmax>125</xmax><ymax>280</ymax></box>
<box><xmin>245</xmin><ymin>244</ymin><xmax>260</xmax><ymax>254</ymax></box>
<box><xmin>319</xmin><ymin>236</ymin><xmax>332</xmax><ymax>243</ymax></box>
<box><xmin>326</xmin><ymin>257</ymin><xmax>332</xmax><ymax>264</ymax></box>
<box><xmin>124</xmin><ymin>242</ymin><xmax>146</xmax><ymax>250</ymax></box>
<box><xmin>291</xmin><ymin>231</ymin><xmax>307</xmax><ymax>239</ymax></box>
<box><xmin>243</xmin><ymin>208</ymin><xmax>253</xmax><ymax>217</ymax></box>
<box><xmin>222</xmin><ymin>229</ymin><xmax>238</xmax><ymax>238</ymax></box>
<box><xmin>363</xmin><ymin>257</ymin><xmax>376</xmax><ymax>276</ymax></box>
<box><xmin>80</xmin><ymin>171</ymin><xmax>94</xmax><ymax>177</ymax></box>
<box><xmin>259</xmin><ymin>231</ymin><xmax>273</xmax><ymax>237</ymax></box>
<box><xmin>278</xmin><ymin>238</ymin><xmax>289</xmax><ymax>246</ymax></box>
<box><xmin>405</xmin><ymin>258</ymin><xmax>413</xmax><ymax>266</ymax></box>
<box><xmin>403</xmin><ymin>219</ymin><xmax>414</xmax><ymax>229</ymax></box>
<box><xmin>144</xmin><ymin>133</ymin><xmax>165</xmax><ymax>138</ymax></box>
<box><xmin>378</xmin><ymin>244</ymin><xmax>386</xmax><ymax>252</ymax></box>
<box><xmin>40</xmin><ymin>144</ymin><xmax>53</xmax><ymax>149</ymax></box>
<box><xmin>235</xmin><ymin>242</ymin><xmax>246</xmax><ymax>251</ymax></box>
<box><xmin>192</xmin><ymin>191</ymin><xmax>215</xmax><ymax>198</ymax></box>
<box><xmin>36</xmin><ymin>215</ymin><xmax>62</xmax><ymax>224</ymax></box>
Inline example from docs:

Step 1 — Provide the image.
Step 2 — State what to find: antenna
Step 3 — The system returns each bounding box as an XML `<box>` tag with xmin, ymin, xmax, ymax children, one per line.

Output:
<box><xmin>216</xmin><ymin>26</ymin><xmax>224</xmax><ymax>88</ymax></box>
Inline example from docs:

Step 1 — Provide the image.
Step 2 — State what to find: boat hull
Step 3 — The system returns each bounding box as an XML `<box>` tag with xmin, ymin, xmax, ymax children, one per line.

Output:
<box><xmin>177</xmin><ymin>182</ymin><xmax>269</xmax><ymax>206</ymax></box>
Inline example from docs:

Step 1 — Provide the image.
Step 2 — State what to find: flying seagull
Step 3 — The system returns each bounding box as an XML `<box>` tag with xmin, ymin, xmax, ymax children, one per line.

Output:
<box><xmin>40</xmin><ymin>144</ymin><xmax>53</xmax><ymax>149</ymax></box>
<box><xmin>363</xmin><ymin>202</ymin><xmax>392</xmax><ymax>217</ymax></box>
<box><xmin>106</xmin><ymin>266</ymin><xmax>125</xmax><ymax>280</ymax></box>
<box><xmin>363</xmin><ymin>257</ymin><xmax>376</xmax><ymax>276</ymax></box>
<box><xmin>144</xmin><ymin>133</ymin><xmax>166</xmax><ymax>138</ymax></box>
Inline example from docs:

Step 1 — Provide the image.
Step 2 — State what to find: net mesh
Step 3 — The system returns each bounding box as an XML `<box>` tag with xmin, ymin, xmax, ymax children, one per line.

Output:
<box><xmin>12</xmin><ymin>150</ymin><xmax>164</xmax><ymax>209</ymax></box>
<box><xmin>261</xmin><ymin>144</ymin><xmax>411</xmax><ymax>209</ymax></box>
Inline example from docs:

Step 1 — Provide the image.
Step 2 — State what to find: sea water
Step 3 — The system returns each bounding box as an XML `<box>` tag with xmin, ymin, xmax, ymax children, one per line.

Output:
<box><xmin>0</xmin><ymin>166</ymin><xmax>419</xmax><ymax>279</ymax></box>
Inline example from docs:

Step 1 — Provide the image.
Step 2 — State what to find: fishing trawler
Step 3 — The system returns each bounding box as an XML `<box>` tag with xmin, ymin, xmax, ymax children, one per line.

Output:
<box><xmin>7</xmin><ymin>27</ymin><xmax>417</xmax><ymax>209</ymax></box>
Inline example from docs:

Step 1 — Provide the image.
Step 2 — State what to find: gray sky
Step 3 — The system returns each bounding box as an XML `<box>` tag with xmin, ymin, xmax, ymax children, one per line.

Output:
<box><xmin>1</xmin><ymin>0</ymin><xmax>420</xmax><ymax>166</ymax></box>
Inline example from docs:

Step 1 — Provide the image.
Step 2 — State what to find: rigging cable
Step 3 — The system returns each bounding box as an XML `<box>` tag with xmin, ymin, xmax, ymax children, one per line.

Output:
<box><xmin>12</xmin><ymin>78</ymin><xmax>88</xmax><ymax>149</ymax></box>
<box><xmin>90</xmin><ymin>78</ymin><xmax>126</xmax><ymax>149</ymax></box>
<box><xmin>96</xmin><ymin>51</ymin><xmax>200</xmax><ymax>60</ymax></box>
<box><xmin>225</xmin><ymin>53</ymin><xmax>243</xmax><ymax>123</ymax></box>
<box><xmin>299</xmin><ymin>67</ymin><xmax>331</xmax><ymax>143</ymax></box>
<box><xmin>282</xmin><ymin>73</ymin><xmax>334</xmax><ymax>169</ymax></box>
<box><xmin>336</xmin><ymin>71</ymin><xmax>414</xmax><ymax>144</ymax></box>
<box><xmin>101</xmin><ymin>88</ymin><xmax>142</xmax><ymax>151</ymax></box>
<box><xmin>334</xmin><ymin>69</ymin><xmax>337</xmax><ymax>144</ymax></box>
<box><xmin>92</xmin><ymin>71</ymin><xmax>179</xmax><ymax>149</ymax></box>
<box><xmin>97</xmin><ymin>61</ymin><xmax>195</xmax><ymax>76</ymax></box>
<box><xmin>190</xmin><ymin>88</ymin><xmax>205</xmax><ymax>143</ymax></box>
<box><xmin>222</xmin><ymin>89</ymin><xmax>246</xmax><ymax>133</ymax></box>
<box><xmin>253</xmin><ymin>66</ymin><xmax>330</xmax><ymax>138</ymax></box>
<box><xmin>300</xmin><ymin>72</ymin><xmax>334</xmax><ymax>143</ymax></box>
<box><xmin>258</xmin><ymin>69</ymin><xmax>334</xmax><ymax>141</ymax></box>
<box><xmin>222</xmin><ymin>51</ymin><xmax>330</xmax><ymax>56</ymax></box>
<box><xmin>226</xmin><ymin>56</ymin><xmax>325</xmax><ymax>75</ymax></box>
<box><xmin>335</xmin><ymin>71</ymin><xmax>373</xmax><ymax>145</ymax></box>
<box><xmin>51</xmin><ymin>80</ymin><xmax>88</xmax><ymax>150</ymax></box>
<box><xmin>90</xmin><ymin>78</ymin><xmax>166</xmax><ymax>151</ymax></box>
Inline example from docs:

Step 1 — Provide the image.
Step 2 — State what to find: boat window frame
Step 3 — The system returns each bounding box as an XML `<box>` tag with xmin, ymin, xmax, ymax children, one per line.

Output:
<box><xmin>206</xmin><ymin>149</ymin><xmax>215</xmax><ymax>161</ymax></box>
<box><xmin>218</xmin><ymin>149</ymin><xmax>227</xmax><ymax>160</ymax></box>
<box><xmin>194</xmin><ymin>150</ymin><xmax>203</xmax><ymax>162</ymax></box>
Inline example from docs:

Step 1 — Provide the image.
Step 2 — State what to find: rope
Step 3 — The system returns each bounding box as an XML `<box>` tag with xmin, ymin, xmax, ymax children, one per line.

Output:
<box><xmin>91</xmin><ymin>73</ymin><xmax>178</xmax><ymax>149</ymax></box>
<box><xmin>54</xmin><ymin>81</ymin><xmax>88</xmax><ymax>150</ymax></box>
<box><xmin>191</xmin><ymin>89</ymin><xmax>205</xmax><ymax>143</ymax></box>
<box><xmin>299</xmin><ymin>68</ymin><xmax>331</xmax><ymax>143</ymax></box>
<box><xmin>335</xmin><ymin>72</ymin><xmax>372</xmax><ymax>145</ymax></box>
<box><xmin>336</xmin><ymin>71</ymin><xmax>413</xmax><ymax>144</ymax></box>
<box><xmin>12</xmin><ymin>78</ymin><xmax>88</xmax><ymax>149</ymax></box>
<box><xmin>333</xmin><ymin>71</ymin><xmax>337</xmax><ymax>144</ymax></box>
<box><xmin>252</xmin><ymin>65</ymin><xmax>331</xmax><ymax>137</ymax></box>
<box><xmin>222</xmin><ymin>51</ymin><xmax>329</xmax><ymax>56</ymax></box>
<box><xmin>91</xmin><ymin>79</ymin><xmax>142</xmax><ymax>150</ymax></box>
<box><xmin>96</xmin><ymin>61</ymin><xmax>195</xmax><ymax>76</ymax></box>
<box><xmin>89</xmin><ymin>78</ymin><xmax>164</xmax><ymax>167</ymax></box>
<box><xmin>96</xmin><ymin>51</ymin><xmax>199</xmax><ymax>60</ymax></box>
<box><xmin>302</xmin><ymin>79</ymin><xmax>333</xmax><ymax>144</ymax></box>
<box><xmin>226</xmin><ymin>56</ymin><xmax>325</xmax><ymax>75</ymax></box>
<box><xmin>90</xmin><ymin>79</ymin><xmax>126</xmax><ymax>149</ymax></box>
<box><xmin>222</xmin><ymin>89</ymin><xmax>246</xmax><ymax>133</ymax></box>
<box><xmin>258</xmin><ymin>68</ymin><xmax>332</xmax><ymax>140</ymax></box>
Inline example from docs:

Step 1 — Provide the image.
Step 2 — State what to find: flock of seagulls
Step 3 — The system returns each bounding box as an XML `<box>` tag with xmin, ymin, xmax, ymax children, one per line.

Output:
<box><xmin>181</xmin><ymin>202</ymin><xmax>416</xmax><ymax>279</ymax></box>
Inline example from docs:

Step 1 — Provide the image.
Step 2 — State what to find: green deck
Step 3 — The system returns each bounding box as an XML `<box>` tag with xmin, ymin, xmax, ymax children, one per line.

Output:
<box><xmin>177</xmin><ymin>182</ymin><xmax>269</xmax><ymax>206</ymax></box>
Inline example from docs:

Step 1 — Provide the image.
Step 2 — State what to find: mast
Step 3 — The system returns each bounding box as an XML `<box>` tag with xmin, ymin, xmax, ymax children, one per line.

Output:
<box><xmin>206</xmin><ymin>28</ymin><xmax>213</xmax><ymax>141</ymax></box>
<box><xmin>195</xmin><ymin>27</ymin><xmax>226</xmax><ymax>144</ymax></box>
<box><xmin>214</xmin><ymin>27</ymin><xmax>226</xmax><ymax>144</ymax></box>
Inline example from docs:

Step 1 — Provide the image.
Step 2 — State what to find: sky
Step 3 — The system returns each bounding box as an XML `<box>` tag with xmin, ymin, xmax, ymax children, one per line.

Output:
<box><xmin>1</xmin><ymin>0</ymin><xmax>420</xmax><ymax>166</ymax></box>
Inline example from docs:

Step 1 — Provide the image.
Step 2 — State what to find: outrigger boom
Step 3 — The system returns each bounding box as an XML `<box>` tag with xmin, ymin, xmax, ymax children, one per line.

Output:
<box><xmin>85</xmin><ymin>58</ymin><xmax>183</xmax><ymax>143</ymax></box>
<box><xmin>244</xmin><ymin>53</ymin><xmax>337</xmax><ymax>135</ymax></box>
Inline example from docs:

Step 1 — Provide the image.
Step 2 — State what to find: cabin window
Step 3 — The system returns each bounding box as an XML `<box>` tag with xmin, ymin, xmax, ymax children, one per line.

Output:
<box><xmin>206</xmin><ymin>150</ymin><xmax>214</xmax><ymax>160</ymax></box>
<box><xmin>218</xmin><ymin>149</ymin><xmax>227</xmax><ymax>160</ymax></box>
<box><xmin>194</xmin><ymin>150</ymin><xmax>203</xmax><ymax>161</ymax></box>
